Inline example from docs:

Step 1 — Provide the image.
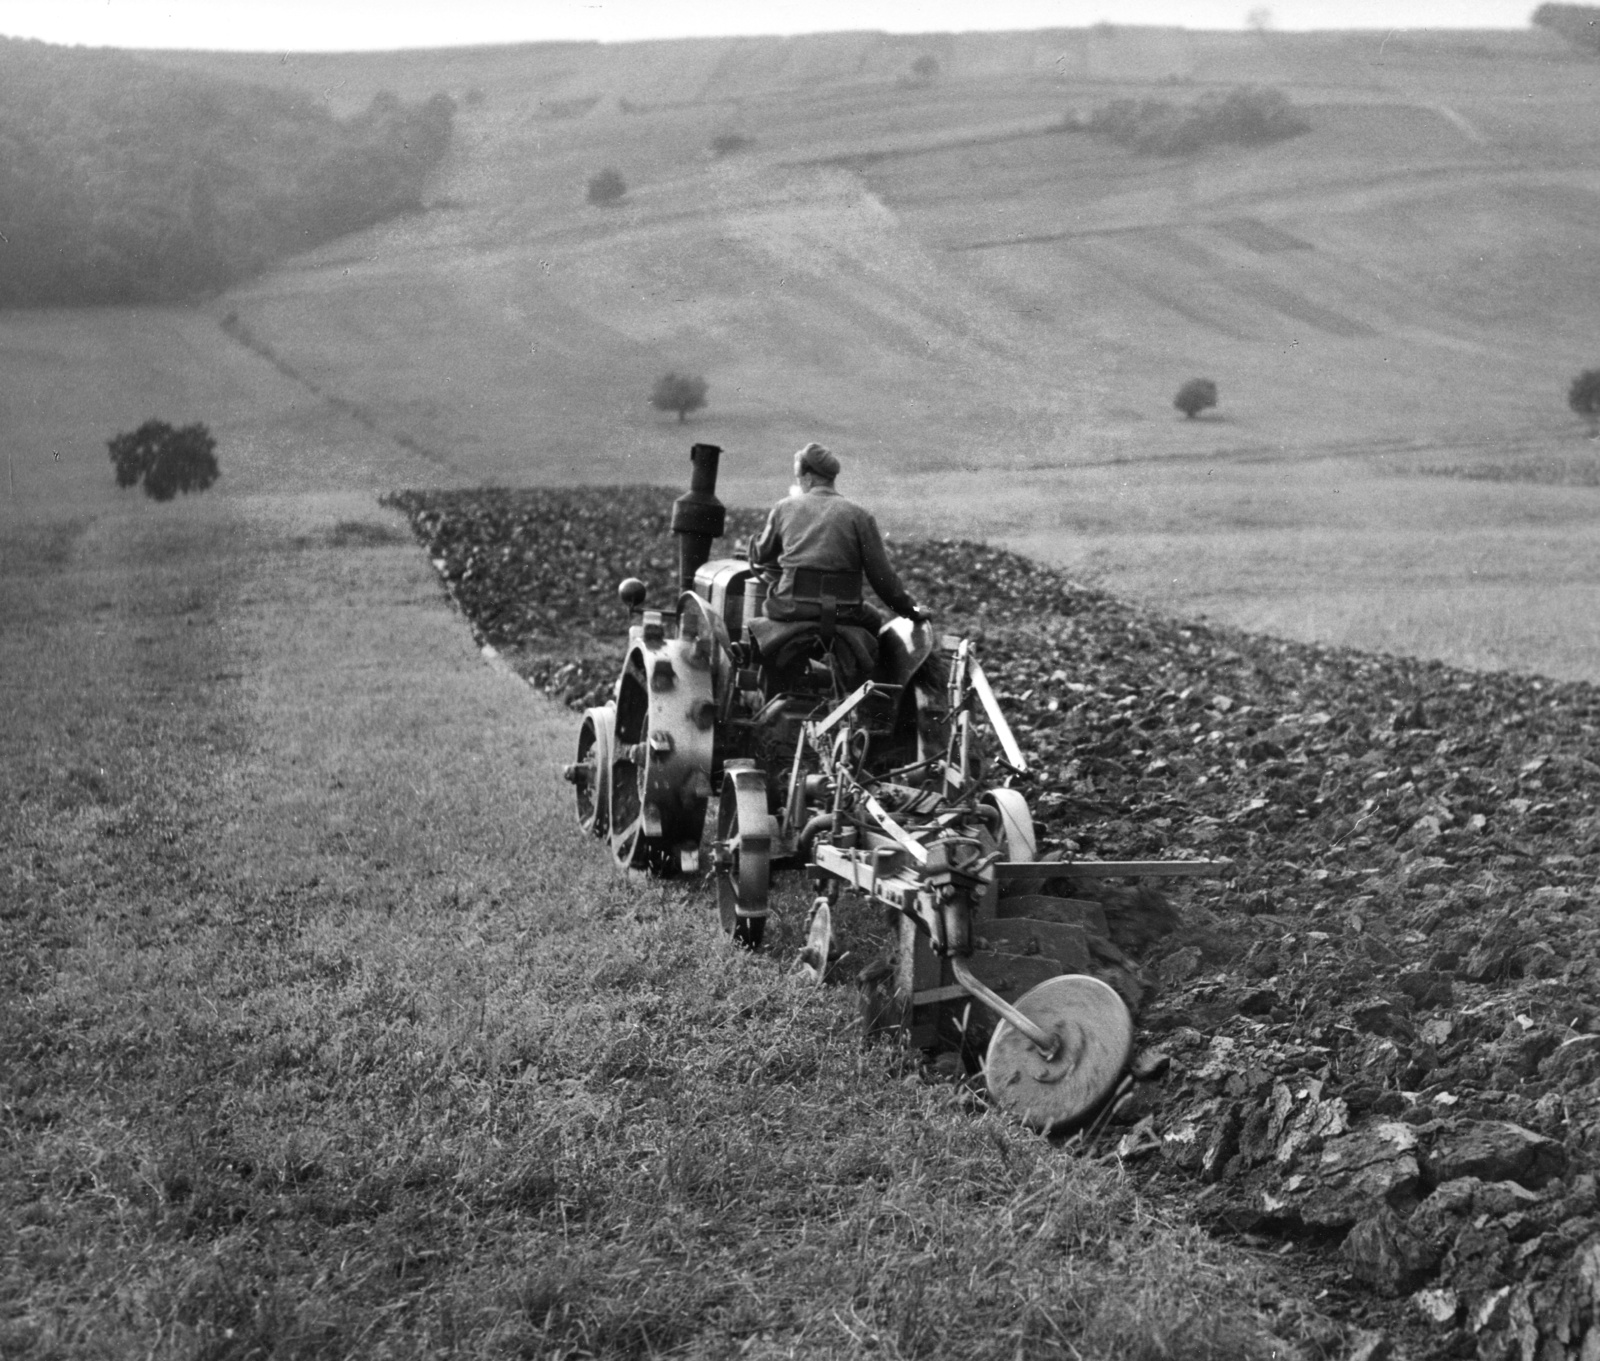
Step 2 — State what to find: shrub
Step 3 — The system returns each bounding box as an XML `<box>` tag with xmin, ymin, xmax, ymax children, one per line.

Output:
<box><xmin>1174</xmin><ymin>379</ymin><xmax>1219</xmax><ymax>419</ymax></box>
<box><xmin>709</xmin><ymin>133</ymin><xmax>753</xmax><ymax>157</ymax></box>
<box><xmin>1084</xmin><ymin>86</ymin><xmax>1309</xmax><ymax>156</ymax></box>
<box><xmin>910</xmin><ymin>54</ymin><xmax>941</xmax><ymax>83</ymax></box>
<box><xmin>1570</xmin><ymin>369</ymin><xmax>1600</xmax><ymax>433</ymax></box>
<box><xmin>108</xmin><ymin>420</ymin><xmax>220</xmax><ymax>501</ymax></box>
<box><xmin>542</xmin><ymin>94</ymin><xmax>602</xmax><ymax>120</ymax></box>
<box><xmin>649</xmin><ymin>373</ymin><xmax>708</xmax><ymax>423</ymax></box>
<box><xmin>587</xmin><ymin>168</ymin><xmax>627</xmax><ymax>205</ymax></box>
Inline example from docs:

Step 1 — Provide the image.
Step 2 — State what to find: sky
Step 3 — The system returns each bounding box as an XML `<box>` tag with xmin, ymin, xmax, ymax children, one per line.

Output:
<box><xmin>0</xmin><ymin>0</ymin><xmax>1539</xmax><ymax>52</ymax></box>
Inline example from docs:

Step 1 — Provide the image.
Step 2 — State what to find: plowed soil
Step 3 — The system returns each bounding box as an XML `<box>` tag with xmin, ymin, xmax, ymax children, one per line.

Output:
<box><xmin>391</xmin><ymin>484</ymin><xmax>1600</xmax><ymax>1359</ymax></box>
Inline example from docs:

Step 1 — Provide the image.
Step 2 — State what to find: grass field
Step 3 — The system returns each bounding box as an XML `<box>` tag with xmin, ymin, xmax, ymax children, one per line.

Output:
<box><xmin>6</xmin><ymin>22</ymin><xmax>1600</xmax><ymax>1357</ymax></box>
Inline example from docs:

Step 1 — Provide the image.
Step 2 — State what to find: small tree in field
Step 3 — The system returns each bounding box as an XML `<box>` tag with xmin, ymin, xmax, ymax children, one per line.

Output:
<box><xmin>1174</xmin><ymin>378</ymin><xmax>1219</xmax><ymax>419</ymax></box>
<box><xmin>1569</xmin><ymin>368</ymin><xmax>1600</xmax><ymax>436</ymax></box>
<box><xmin>910</xmin><ymin>54</ymin><xmax>941</xmax><ymax>84</ymax></box>
<box><xmin>650</xmin><ymin>372</ymin><xmax>708</xmax><ymax>423</ymax></box>
<box><xmin>587</xmin><ymin>168</ymin><xmax>626</xmax><ymax>205</ymax></box>
<box><xmin>108</xmin><ymin>420</ymin><xmax>220</xmax><ymax>501</ymax></box>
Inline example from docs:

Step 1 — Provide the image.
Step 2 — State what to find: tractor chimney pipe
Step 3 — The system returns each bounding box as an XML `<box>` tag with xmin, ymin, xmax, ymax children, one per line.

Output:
<box><xmin>671</xmin><ymin>443</ymin><xmax>726</xmax><ymax>592</ymax></box>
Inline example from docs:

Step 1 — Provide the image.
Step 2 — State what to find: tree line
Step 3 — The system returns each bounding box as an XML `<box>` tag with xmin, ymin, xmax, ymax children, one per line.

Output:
<box><xmin>1078</xmin><ymin>86</ymin><xmax>1310</xmax><ymax>156</ymax></box>
<box><xmin>0</xmin><ymin>38</ymin><xmax>454</xmax><ymax>307</ymax></box>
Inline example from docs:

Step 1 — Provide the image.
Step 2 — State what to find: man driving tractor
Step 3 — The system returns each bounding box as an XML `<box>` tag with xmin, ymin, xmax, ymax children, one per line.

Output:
<box><xmin>746</xmin><ymin>441</ymin><xmax>924</xmax><ymax>686</ymax></box>
<box><xmin>750</xmin><ymin>441</ymin><xmax>924</xmax><ymax>625</ymax></box>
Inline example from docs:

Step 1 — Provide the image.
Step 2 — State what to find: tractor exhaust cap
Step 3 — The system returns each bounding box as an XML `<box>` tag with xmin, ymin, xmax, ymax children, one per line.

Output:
<box><xmin>671</xmin><ymin>443</ymin><xmax>726</xmax><ymax>592</ymax></box>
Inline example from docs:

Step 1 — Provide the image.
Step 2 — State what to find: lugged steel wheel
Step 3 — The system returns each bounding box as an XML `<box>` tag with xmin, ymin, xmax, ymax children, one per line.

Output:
<box><xmin>573</xmin><ymin>704</ymin><xmax>614</xmax><ymax>838</ymax></box>
<box><xmin>608</xmin><ymin>658</ymin><xmax>673</xmax><ymax>872</ymax></box>
<box><xmin>715</xmin><ymin>766</ymin><xmax>771</xmax><ymax>949</ymax></box>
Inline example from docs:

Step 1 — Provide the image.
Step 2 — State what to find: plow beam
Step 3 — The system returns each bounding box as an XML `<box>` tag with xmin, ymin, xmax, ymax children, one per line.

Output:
<box><xmin>993</xmin><ymin>858</ymin><xmax>1233</xmax><ymax>882</ymax></box>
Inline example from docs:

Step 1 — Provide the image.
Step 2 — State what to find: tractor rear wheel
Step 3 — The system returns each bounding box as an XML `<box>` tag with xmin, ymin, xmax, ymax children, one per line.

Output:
<box><xmin>609</xmin><ymin>659</ymin><xmax>677</xmax><ymax>873</ymax></box>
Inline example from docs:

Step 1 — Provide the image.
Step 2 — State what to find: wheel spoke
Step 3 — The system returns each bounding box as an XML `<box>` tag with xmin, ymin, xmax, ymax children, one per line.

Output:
<box><xmin>610</xmin><ymin>810</ymin><xmax>643</xmax><ymax>871</ymax></box>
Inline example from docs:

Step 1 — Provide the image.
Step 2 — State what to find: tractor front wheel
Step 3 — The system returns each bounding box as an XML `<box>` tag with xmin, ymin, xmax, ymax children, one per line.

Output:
<box><xmin>572</xmin><ymin>704</ymin><xmax>615</xmax><ymax>838</ymax></box>
<box><xmin>714</xmin><ymin>766</ymin><xmax>771</xmax><ymax>948</ymax></box>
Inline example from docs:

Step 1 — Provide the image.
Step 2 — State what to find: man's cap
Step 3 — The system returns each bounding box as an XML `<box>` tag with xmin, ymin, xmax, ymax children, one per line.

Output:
<box><xmin>794</xmin><ymin>442</ymin><xmax>840</xmax><ymax>480</ymax></box>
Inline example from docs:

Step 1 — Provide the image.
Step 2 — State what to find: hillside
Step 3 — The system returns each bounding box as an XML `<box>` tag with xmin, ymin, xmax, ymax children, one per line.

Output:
<box><xmin>114</xmin><ymin>25</ymin><xmax>1600</xmax><ymax>682</ymax></box>
<box><xmin>0</xmin><ymin>38</ymin><xmax>455</xmax><ymax>305</ymax></box>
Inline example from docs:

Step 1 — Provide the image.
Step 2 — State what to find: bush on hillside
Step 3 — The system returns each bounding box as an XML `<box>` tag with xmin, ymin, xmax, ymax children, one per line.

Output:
<box><xmin>1083</xmin><ymin>86</ymin><xmax>1309</xmax><ymax>156</ymax></box>
<box><xmin>1570</xmin><ymin>369</ymin><xmax>1600</xmax><ymax>434</ymax></box>
<box><xmin>108</xmin><ymin>420</ymin><xmax>220</xmax><ymax>501</ymax></box>
<box><xmin>540</xmin><ymin>94</ymin><xmax>602</xmax><ymax>121</ymax></box>
<box><xmin>649</xmin><ymin>372</ymin><xmax>708</xmax><ymax>423</ymax></box>
<box><xmin>909</xmin><ymin>55</ymin><xmax>941</xmax><ymax>84</ymax></box>
<box><xmin>0</xmin><ymin>39</ymin><xmax>455</xmax><ymax>307</ymax></box>
<box><xmin>1175</xmin><ymin>378</ymin><xmax>1219</xmax><ymax>419</ymax></box>
<box><xmin>587</xmin><ymin>168</ymin><xmax>627</xmax><ymax>205</ymax></box>
<box><xmin>1533</xmin><ymin>4</ymin><xmax>1600</xmax><ymax>53</ymax></box>
<box><xmin>710</xmin><ymin>133</ymin><xmax>754</xmax><ymax>156</ymax></box>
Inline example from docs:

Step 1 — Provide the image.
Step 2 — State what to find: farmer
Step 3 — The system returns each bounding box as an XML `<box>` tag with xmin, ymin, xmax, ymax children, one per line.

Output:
<box><xmin>749</xmin><ymin>442</ymin><xmax>924</xmax><ymax>628</ymax></box>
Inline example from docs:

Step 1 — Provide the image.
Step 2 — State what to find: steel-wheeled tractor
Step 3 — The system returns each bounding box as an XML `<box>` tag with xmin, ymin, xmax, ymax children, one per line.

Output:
<box><xmin>564</xmin><ymin>444</ymin><xmax>1228</xmax><ymax>1132</ymax></box>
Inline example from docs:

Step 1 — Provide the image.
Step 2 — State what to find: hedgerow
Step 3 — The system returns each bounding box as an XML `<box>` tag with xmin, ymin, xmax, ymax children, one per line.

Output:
<box><xmin>1080</xmin><ymin>86</ymin><xmax>1310</xmax><ymax>156</ymax></box>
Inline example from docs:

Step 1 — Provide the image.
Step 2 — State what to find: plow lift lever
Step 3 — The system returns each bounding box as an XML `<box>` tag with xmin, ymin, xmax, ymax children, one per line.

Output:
<box><xmin>860</xmin><ymin>787</ymin><xmax>929</xmax><ymax>865</ymax></box>
<box><xmin>811</xmin><ymin>681</ymin><xmax>876</xmax><ymax>739</ymax></box>
<box><xmin>950</xmin><ymin>957</ymin><xmax>1061</xmax><ymax>1061</ymax></box>
<box><xmin>966</xmin><ymin>658</ymin><xmax>1026</xmax><ymax>774</ymax></box>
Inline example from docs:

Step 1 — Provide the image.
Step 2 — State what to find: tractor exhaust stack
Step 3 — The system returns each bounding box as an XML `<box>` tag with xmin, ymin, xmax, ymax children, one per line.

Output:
<box><xmin>672</xmin><ymin>442</ymin><xmax>726</xmax><ymax>592</ymax></box>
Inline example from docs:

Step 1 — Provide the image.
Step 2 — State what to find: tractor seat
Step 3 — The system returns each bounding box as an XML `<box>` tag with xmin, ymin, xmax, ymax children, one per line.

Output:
<box><xmin>747</xmin><ymin>616</ymin><xmax>878</xmax><ymax>693</ymax></box>
<box><xmin>747</xmin><ymin>568</ymin><xmax>880</xmax><ymax>694</ymax></box>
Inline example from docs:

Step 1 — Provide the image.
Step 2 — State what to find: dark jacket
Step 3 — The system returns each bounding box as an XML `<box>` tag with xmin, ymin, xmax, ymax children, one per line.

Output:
<box><xmin>750</xmin><ymin>485</ymin><xmax>916</xmax><ymax>622</ymax></box>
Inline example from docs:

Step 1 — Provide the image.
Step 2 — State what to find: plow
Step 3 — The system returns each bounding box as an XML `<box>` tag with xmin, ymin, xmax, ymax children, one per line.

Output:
<box><xmin>564</xmin><ymin>444</ymin><xmax>1230</xmax><ymax>1133</ymax></box>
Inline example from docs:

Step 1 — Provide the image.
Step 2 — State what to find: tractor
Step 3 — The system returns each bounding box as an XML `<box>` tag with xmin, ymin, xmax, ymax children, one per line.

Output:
<box><xmin>564</xmin><ymin>444</ymin><xmax>1228</xmax><ymax>1132</ymax></box>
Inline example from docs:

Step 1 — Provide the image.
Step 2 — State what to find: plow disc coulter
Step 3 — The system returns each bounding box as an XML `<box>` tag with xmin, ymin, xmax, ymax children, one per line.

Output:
<box><xmin>565</xmin><ymin>446</ymin><xmax>1228</xmax><ymax>1133</ymax></box>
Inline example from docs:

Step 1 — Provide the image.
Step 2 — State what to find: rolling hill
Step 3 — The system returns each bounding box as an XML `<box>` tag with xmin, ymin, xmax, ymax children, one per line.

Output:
<box><xmin>8</xmin><ymin>25</ymin><xmax>1600</xmax><ymax>678</ymax></box>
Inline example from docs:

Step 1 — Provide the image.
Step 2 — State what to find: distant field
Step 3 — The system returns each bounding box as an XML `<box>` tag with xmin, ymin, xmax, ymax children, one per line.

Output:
<box><xmin>7</xmin><ymin>24</ymin><xmax>1600</xmax><ymax>686</ymax></box>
